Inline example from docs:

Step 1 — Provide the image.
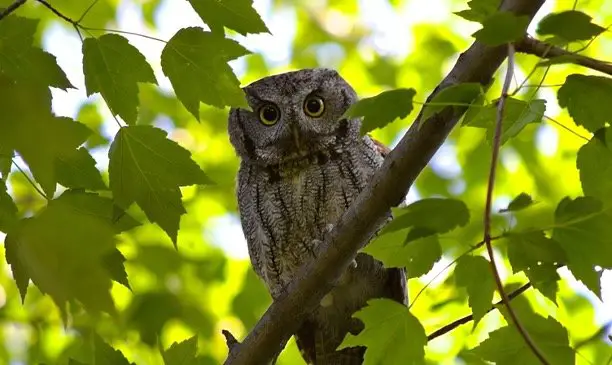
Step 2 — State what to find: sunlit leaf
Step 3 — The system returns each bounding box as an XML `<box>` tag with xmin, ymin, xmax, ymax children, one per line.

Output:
<box><xmin>0</xmin><ymin>15</ymin><xmax>72</xmax><ymax>89</ymax></box>
<box><xmin>343</xmin><ymin>88</ymin><xmax>416</xmax><ymax>135</ymax></box>
<box><xmin>421</xmin><ymin>83</ymin><xmax>482</xmax><ymax>123</ymax></box>
<box><xmin>383</xmin><ymin>198</ymin><xmax>470</xmax><ymax>234</ymax></box>
<box><xmin>455</xmin><ymin>255</ymin><xmax>495</xmax><ymax>327</ymax></box>
<box><xmin>577</xmin><ymin>128</ymin><xmax>612</xmax><ymax>202</ymax></box>
<box><xmin>338</xmin><ymin>299</ymin><xmax>426</xmax><ymax>365</ymax></box>
<box><xmin>161</xmin><ymin>27</ymin><xmax>250</xmax><ymax>119</ymax></box>
<box><xmin>552</xmin><ymin>196</ymin><xmax>612</xmax><ymax>298</ymax></box>
<box><xmin>558</xmin><ymin>74</ymin><xmax>612</xmax><ymax>133</ymax></box>
<box><xmin>506</xmin><ymin>231</ymin><xmax>565</xmax><ymax>303</ymax></box>
<box><xmin>108</xmin><ymin>125</ymin><xmax>210</xmax><ymax>244</ymax></box>
<box><xmin>465</xmin><ymin>98</ymin><xmax>545</xmax><ymax>145</ymax></box>
<box><xmin>83</xmin><ymin>34</ymin><xmax>157</xmax><ymax>125</ymax></box>
<box><xmin>56</xmin><ymin>147</ymin><xmax>106</xmax><ymax>191</ymax></box>
<box><xmin>537</xmin><ymin>11</ymin><xmax>605</xmax><ymax>42</ymax></box>
<box><xmin>470</xmin><ymin>312</ymin><xmax>574</xmax><ymax>364</ymax></box>
<box><xmin>187</xmin><ymin>0</ymin><xmax>269</xmax><ymax>35</ymax></box>
<box><xmin>4</xmin><ymin>196</ymin><xmax>118</xmax><ymax>313</ymax></box>
<box><xmin>472</xmin><ymin>11</ymin><xmax>530</xmax><ymax>46</ymax></box>
<box><xmin>364</xmin><ymin>233</ymin><xmax>441</xmax><ymax>278</ymax></box>
<box><xmin>455</xmin><ymin>0</ymin><xmax>500</xmax><ymax>23</ymax></box>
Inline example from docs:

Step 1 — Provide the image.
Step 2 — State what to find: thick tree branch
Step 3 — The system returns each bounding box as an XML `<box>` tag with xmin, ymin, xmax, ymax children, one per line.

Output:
<box><xmin>224</xmin><ymin>1</ymin><xmax>545</xmax><ymax>364</ymax></box>
<box><xmin>516</xmin><ymin>36</ymin><xmax>612</xmax><ymax>77</ymax></box>
<box><xmin>0</xmin><ymin>0</ymin><xmax>26</xmax><ymax>21</ymax></box>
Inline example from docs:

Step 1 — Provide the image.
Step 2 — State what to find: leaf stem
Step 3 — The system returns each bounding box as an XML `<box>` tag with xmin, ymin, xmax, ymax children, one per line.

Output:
<box><xmin>427</xmin><ymin>282</ymin><xmax>532</xmax><ymax>341</ymax></box>
<box><xmin>0</xmin><ymin>0</ymin><xmax>26</xmax><ymax>21</ymax></box>
<box><xmin>483</xmin><ymin>43</ymin><xmax>550</xmax><ymax>365</ymax></box>
<box><xmin>11</xmin><ymin>160</ymin><xmax>48</xmax><ymax>200</ymax></box>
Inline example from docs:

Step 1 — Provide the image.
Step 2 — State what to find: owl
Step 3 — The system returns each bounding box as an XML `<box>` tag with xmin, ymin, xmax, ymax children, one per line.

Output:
<box><xmin>228</xmin><ymin>68</ymin><xmax>407</xmax><ymax>364</ymax></box>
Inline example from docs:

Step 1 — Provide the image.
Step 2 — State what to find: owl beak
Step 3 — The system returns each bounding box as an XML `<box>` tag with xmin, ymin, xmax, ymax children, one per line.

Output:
<box><xmin>291</xmin><ymin>124</ymin><xmax>302</xmax><ymax>150</ymax></box>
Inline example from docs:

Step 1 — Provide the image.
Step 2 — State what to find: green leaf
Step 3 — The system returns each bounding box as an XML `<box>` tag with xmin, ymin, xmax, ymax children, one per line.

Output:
<box><xmin>187</xmin><ymin>0</ymin><xmax>269</xmax><ymax>35</ymax></box>
<box><xmin>472</xmin><ymin>11</ymin><xmax>530</xmax><ymax>46</ymax></box>
<box><xmin>537</xmin><ymin>11</ymin><xmax>605</xmax><ymax>42</ymax></box>
<box><xmin>421</xmin><ymin>83</ymin><xmax>482</xmax><ymax>123</ymax></box>
<box><xmin>232</xmin><ymin>268</ymin><xmax>271</xmax><ymax>330</ymax></box>
<box><xmin>506</xmin><ymin>231</ymin><xmax>565</xmax><ymax>303</ymax></box>
<box><xmin>506</xmin><ymin>231</ymin><xmax>566</xmax><ymax>271</ymax></box>
<box><xmin>108</xmin><ymin>125</ymin><xmax>210</xmax><ymax>245</ymax></box>
<box><xmin>558</xmin><ymin>74</ymin><xmax>612</xmax><ymax>133</ymax></box>
<box><xmin>93</xmin><ymin>334</ymin><xmax>132</xmax><ymax>365</ymax></box>
<box><xmin>465</xmin><ymin>98</ymin><xmax>545</xmax><ymax>145</ymax></box>
<box><xmin>0</xmin><ymin>15</ymin><xmax>72</xmax><ymax>89</ymax></box>
<box><xmin>383</xmin><ymin>198</ymin><xmax>470</xmax><ymax>234</ymax></box>
<box><xmin>552</xmin><ymin>196</ymin><xmax>612</xmax><ymax>298</ymax></box>
<box><xmin>161</xmin><ymin>27</ymin><xmax>250</xmax><ymax>119</ymax></box>
<box><xmin>364</xmin><ymin>233</ymin><xmax>441</xmax><ymax>278</ymax></box>
<box><xmin>77</xmin><ymin>102</ymin><xmax>110</xmax><ymax>148</ymax></box>
<box><xmin>338</xmin><ymin>299</ymin><xmax>426</xmax><ymax>365</ymax></box>
<box><xmin>54</xmin><ymin>190</ymin><xmax>141</xmax><ymax>233</ymax></box>
<box><xmin>83</xmin><ymin>34</ymin><xmax>157</xmax><ymax>125</ymax></box>
<box><xmin>500</xmin><ymin>192</ymin><xmax>534</xmax><ymax>213</ymax></box>
<box><xmin>4</xmin><ymin>196</ymin><xmax>118</xmax><ymax>313</ymax></box>
<box><xmin>343</xmin><ymin>88</ymin><xmax>416</xmax><ymax>135</ymax></box>
<box><xmin>0</xmin><ymin>182</ymin><xmax>17</xmax><ymax>233</ymax></box>
<box><xmin>103</xmin><ymin>249</ymin><xmax>131</xmax><ymax>290</ymax></box>
<box><xmin>163</xmin><ymin>336</ymin><xmax>198</xmax><ymax>365</ymax></box>
<box><xmin>0</xmin><ymin>143</ymin><xmax>11</xmax><ymax>180</ymax></box>
<box><xmin>470</xmin><ymin>313</ymin><xmax>574</xmax><ymax>365</ymax></box>
<box><xmin>454</xmin><ymin>0</ymin><xmax>500</xmax><ymax>23</ymax></box>
<box><xmin>577</xmin><ymin>128</ymin><xmax>612</xmax><ymax>202</ymax></box>
<box><xmin>524</xmin><ymin>264</ymin><xmax>561</xmax><ymax>304</ymax></box>
<box><xmin>126</xmin><ymin>292</ymin><xmax>183</xmax><ymax>346</ymax></box>
<box><xmin>0</xmin><ymin>77</ymin><xmax>92</xmax><ymax>196</ymax></box>
<box><xmin>56</xmin><ymin>147</ymin><xmax>107</xmax><ymax>190</ymax></box>
<box><xmin>455</xmin><ymin>255</ymin><xmax>495</xmax><ymax>327</ymax></box>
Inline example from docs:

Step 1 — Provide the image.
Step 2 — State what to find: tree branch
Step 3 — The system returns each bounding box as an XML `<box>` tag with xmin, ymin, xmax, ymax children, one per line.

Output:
<box><xmin>427</xmin><ymin>282</ymin><xmax>532</xmax><ymax>341</ymax></box>
<box><xmin>0</xmin><ymin>0</ymin><xmax>26</xmax><ymax>21</ymax></box>
<box><xmin>224</xmin><ymin>1</ymin><xmax>545</xmax><ymax>363</ymax></box>
<box><xmin>516</xmin><ymin>36</ymin><xmax>612</xmax><ymax>77</ymax></box>
<box><xmin>483</xmin><ymin>44</ymin><xmax>549</xmax><ymax>364</ymax></box>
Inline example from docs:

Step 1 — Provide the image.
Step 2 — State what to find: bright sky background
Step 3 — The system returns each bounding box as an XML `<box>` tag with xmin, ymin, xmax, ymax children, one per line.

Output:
<box><xmin>6</xmin><ymin>0</ymin><xmax>611</xmax><ymax>333</ymax></box>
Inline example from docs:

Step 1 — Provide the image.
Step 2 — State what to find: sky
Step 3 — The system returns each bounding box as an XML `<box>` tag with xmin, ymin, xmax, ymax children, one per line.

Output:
<box><xmin>4</xmin><ymin>0</ymin><xmax>611</xmax><ymax>337</ymax></box>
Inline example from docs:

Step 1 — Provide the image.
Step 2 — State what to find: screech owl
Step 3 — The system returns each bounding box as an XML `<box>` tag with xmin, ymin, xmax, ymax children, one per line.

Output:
<box><xmin>228</xmin><ymin>68</ymin><xmax>407</xmax><ymax>364</ymax></box>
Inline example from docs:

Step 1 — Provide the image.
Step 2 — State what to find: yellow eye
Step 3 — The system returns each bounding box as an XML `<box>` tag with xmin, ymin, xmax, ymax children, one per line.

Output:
<box><xmin>304</xmin><ymin>96</ymin><xmax>325</xmax><ymax>117</ymax></box>
<box><xmin>258</xmin><ymin>104</ymin><xmax>280</xmax><ymax>126</ymax></box>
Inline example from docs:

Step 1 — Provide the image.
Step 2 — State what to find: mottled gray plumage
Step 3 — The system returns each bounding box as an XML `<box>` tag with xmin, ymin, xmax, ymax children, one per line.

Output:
<box><xmin>228</xmin><ymin>68</ymin><xmax>407</xmax><ymax>364</ymax></box>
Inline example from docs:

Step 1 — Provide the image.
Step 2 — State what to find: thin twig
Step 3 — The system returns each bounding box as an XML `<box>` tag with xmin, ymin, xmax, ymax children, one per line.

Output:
<box><xmin>427</xmin><ymin>282</ymin><xmax>532</xmax><ymax>341</ymax></box>
<box><xmin>543</xmin><ymin>115</ymin><xmax>590</xmax><ymax>141</ymax></box>
<box><xmin>0</xmin><ymin>0</ymin><xmax>27</xmax><ymax>21</ymax></box>
<box><xmin>77</xmin><ymin>0</ymin><xmax>98</xmax><ymax>23</ymax></box>
<box><xmin>516</xmin><ymin>36</ymin><xmax>612</xmax><ymax>77</ymax></box>
<box><xmin>35</xmin><ymin>0</ymin><xmax>76</xmax><ymax>24</ymax></box>
<box><xmin>409</xmin><ymin>234</ymin><xmax>504</xmax><ymax>310</ymax></box>
<box><xmin>222</xmin><ymin>330</ymin><xmax>240</xmax><ymax>351</ymax></box>
<box><xmin>484</xmin><ymin>44</ymin><xmax>550</xmax><ymax>364</ymax></box>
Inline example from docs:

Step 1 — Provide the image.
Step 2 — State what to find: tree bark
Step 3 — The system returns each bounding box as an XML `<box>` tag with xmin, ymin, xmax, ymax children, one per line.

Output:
<box><xmin>224</xmin><ymin>1</ymin><xmax>546</xmax><ymax>364</ymax></box>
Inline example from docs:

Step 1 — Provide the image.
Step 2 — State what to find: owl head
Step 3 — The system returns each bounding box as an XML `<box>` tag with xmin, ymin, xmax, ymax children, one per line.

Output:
<box><xmin>228</xmin><ymin>68</ymin><xmax>361</xmax><ymax>166</ymax></box>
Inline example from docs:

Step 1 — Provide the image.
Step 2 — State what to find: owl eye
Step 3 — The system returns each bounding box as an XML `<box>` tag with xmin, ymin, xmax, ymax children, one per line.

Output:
<box><xmin>304</xmin><ymin>96</ymin><xmax>325</xmax><ymax>117</ymax></box>
<box><xmin>258</xmin><ymin>104</ymin><xmax>280</xmax><ymax>126</ymax></box>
